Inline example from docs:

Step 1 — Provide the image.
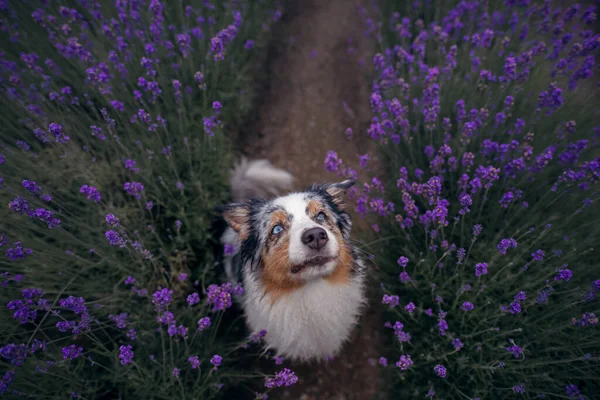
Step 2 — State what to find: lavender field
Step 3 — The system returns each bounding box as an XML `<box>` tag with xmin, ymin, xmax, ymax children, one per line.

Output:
<box><xmin>1</xmin><ymin>0</ymin><xmax>599</xmax><ymax>399</ymax></box>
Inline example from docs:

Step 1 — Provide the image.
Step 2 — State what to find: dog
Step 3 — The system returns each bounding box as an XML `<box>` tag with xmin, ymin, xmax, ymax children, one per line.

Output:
<box><xmin>219</xmin><ymin>158</ymin><xmax>366</xmax><ymax>362</ymax></box>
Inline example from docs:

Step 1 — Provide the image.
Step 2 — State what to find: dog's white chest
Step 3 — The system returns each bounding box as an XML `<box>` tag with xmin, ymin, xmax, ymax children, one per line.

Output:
<box><xmin>242</xmin><ymin>275</ymin><xmax>365</xmax><ymax>361</ymax></box>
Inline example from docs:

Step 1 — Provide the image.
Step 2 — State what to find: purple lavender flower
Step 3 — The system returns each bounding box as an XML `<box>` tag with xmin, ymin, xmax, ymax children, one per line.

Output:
<box><xmin>210</xmin><ymin>354</ymin><xmax>223</xmax><ymax>369</ymax></box>
<box><xmin>206</xmin><ymin>283</ymin><xmax>233</xmax><ymax>311</ymax></box>
<box><xmin>152</xmin><ymin>288</ymin><xmax>173</xmax><ymax>309</ymax></box>
<box><xmin>397</xmin><ymin>256</ymin><xmax>409</xmax><ymax>267</ymax></box>
<box><xmin>233</xmin><ymin>283</ymin><xmax>245</xmax><ymax>296</ymax></box>
<box><xmin>512</xmin><ymin>384</ymin><xmax>525</xmax><ymax>394</ymax></box>
<box><xmin>250</xmin><ymin>329</ymin><xmax>267</xmax><ymax>343</ymax></box>
<box><xmin>0</xmin><ymin>343</ymin><xmax>29</xmax><ymax>367</ymax></box>
<box><xmin>378</xmin><ymin>357</ymin><xmax>388</xmax><ymax>366</ymax></box>
<box><xmin>459</xmin><ymin>193</ymin><xmax>472</xmax><ymax>215</ymax></box>
<box><xmin>264</xmin><ymin>368</ymin><xmax>298</xmax><ymax>388</ymax></box>
<box><xmin>198</xmin><ymin>317</ymin><xmax>211</xmax><ymax>331</ymax></box>
<box><xmin>514</xmin><ymin>291</ymin><xmax>527</xmax><ymax>301</ymax></box>
<box><xmin>119</xmin><ymin>345</ymin><xmax>134</xmax><ymax>365</ymax></box>
<box><xmin>554</xmin><ymin>267</ymin><xmax>573</xmax><ymax>282</ymax></box>
<box><xmin>399</xmin><ymin>271</ymin><xmax>412</xmax><ymax>282</ymax></box>
<box><xmin>456</xmin><ymin>248</ymin><xmax>466</xmax><ymax>265</ymax></box>
<box><xmin>504</xmin><ymin>57</ymin><xmax>517</xmax><ymax>80</ymax></box>
<box><xmin>194</xmin><ymin>71</ymin><xmax>205</xmax><ymax>87</ymax></box>
<box><xmin>531</xmin><ymin>249</ymin><xmax>544</xmax><ymax>261</ymax></box>
<box><xmin>109</xmin><ymin>313</ymin><xmax>129</xmax><ymax>329</ymax></box>
<box><xmin>433</xmin><ymin>364</ymin><xmax>447</xmax><ymax>378</ymax></box>
<box><xmin>22</xmin><ymin>180</ymin><xmax>41</xmax><ymax>195</ymax></box>
<box><xmin>572</xmin><ymin>312</ymin><xmax>598</xmax><ymax>327</ymax></box>
<box><xmin>497</xmin><ymin>238</ymin><xmax>517</xmax><ymax>255</ymax></box>
<box><xmin>405</xmin><ymin>302</ymin><xmax>416</xmax><ymax>314</ymax></box>
<box><xmin>105</xmin><ymin>214</ymin><xmax>120</xmax><ymax>227</ymax></box>
<box><xmin>462</xmin><ymin>301</ymin><xmax>475</xmax><ymax>311</ymax></box>
<box><xmin>6</xmin><ymin>242</ymin><xmax>33</xmax><ymax>261</ymax></box>
<box><xmin>48</xmin><ymin>123</ymin><xmax>69</xmax><ymax>143</ymax></box>
<box><xmin>126</xmin><ymin>329</ymin><xmax>137</xmax><ymax>340</ymax></box>
<box><xmin>80</xmin><ymin>185</ymin><xmax>101</xmax><ymax>203</ymax></box>
<box><xmin>395</xmin><ymin>354</ymin><xmax>413</xmax><ymax>370</ymax></box>
<box><xmin>452</xmin><ymin>338</ymin><xmax>464</xmax><ymax>351</ymax></box>
<box><xmin>187</xmin><ymin>293</ymin><xmax>200</xmax><ymax>306</ymax></box>
<box><xmin>382</xmin><ymin>294</ymin><xmax>399</xmax><ymax>308</ymax></box>
<box><xmin>33</xmin><ymin>128</ymin><xmax>49</xmax><ymax>143</ymax></box>
<box><xmin>224</xmin><ymin>244</ymin><xmax>236</xmax><ymax>256</ymax></box>
<box><xmin>177</xmin><ymin>33</ymin><xmax>192</xmax><ymax>57</ymax></box>
<box><xmin>188</xmin><ymin>356</ymin><xmax>201</xmax><ymax>369</ymax></box>
<box><xmin>506</xmin><ymin>343</ymin><xmax>523</xmax><ymax>358</ymax></box>
<box><xmin>124</xmin><ymin>181</ymin><xmax>144</xmax><ymax>199</ymax></box>
<box><xmin>90</xmin><ymin>126</ymin><xmax>106</xmax><ymax>141</ymax></box>
<box><xmin>536</xmin><ymin>287</ymin><xmax>554</xmax><ymax>304</ymax></box>
<box><xmin>34</xmin><ymin>208</ymin><xmax>61</xmax><ymax>229</ymax></box>
<box><xmin>509</xmin><ymin>300</ymin><xmax>522</xmax><ymax>314</ymax></box>
<box><xmin>123</xmin><ymin>159</ymin><xmax>139</xmax><ymax>174</ymax></box>
<box><xmin>105</xmin><ymin>230</ymin><xmax>126</xmax><ymax>248</ymax></box>
<box><xmin>62</xmin><ymin>345</ymin><xmax>83</xmax><ymax>360</ymax></box>
<box><xmin>324</xmin><ymin>151</ymin><xmax>343</xmax><ymax>172</ymax></box>
<box><xmin>475</xmin><ymin>262</ymin><xmax>488</xmax><ymax>277</ymax></box>
<box><xmin>565</xmin><ymin>384</ymin><xmax>580</xmax><ymax>398</ymax></box>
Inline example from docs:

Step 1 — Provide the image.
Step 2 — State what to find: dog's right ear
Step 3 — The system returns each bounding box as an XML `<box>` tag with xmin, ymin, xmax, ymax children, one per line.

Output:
<box><xmin>323</xmin><ymin>179</ymin><xmax>355</xmax><ymax>209</ymax></box>
<box><xmin>217</xmin><ymin>203</ymin><xmax>251</xmax><ymax>240</ymax></box>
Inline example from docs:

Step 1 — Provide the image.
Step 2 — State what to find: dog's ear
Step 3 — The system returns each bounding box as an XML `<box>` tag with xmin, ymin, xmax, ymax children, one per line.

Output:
<box><xmin>324</xmin><ymin>180</ymin><xmax>355</xmax><ymax>209</ymax></box>
<box><xmin>217</xmin><ymin>203</ymin><xmax>251</xmax><ymax>240</ymax></box>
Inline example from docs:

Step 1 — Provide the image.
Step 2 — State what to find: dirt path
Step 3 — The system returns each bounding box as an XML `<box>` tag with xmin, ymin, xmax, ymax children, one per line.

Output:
<box><xmin>241</xmin><ymin>1</ymin><xmax>384</xmax><ymax>399</ymax></box>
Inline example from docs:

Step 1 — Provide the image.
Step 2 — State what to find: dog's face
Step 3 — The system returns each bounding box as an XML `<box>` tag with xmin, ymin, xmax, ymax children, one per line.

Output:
<box><xmin>221</xmin><ymin>180</ymin><xmax>355</xmax><ymax>286</ymax></box>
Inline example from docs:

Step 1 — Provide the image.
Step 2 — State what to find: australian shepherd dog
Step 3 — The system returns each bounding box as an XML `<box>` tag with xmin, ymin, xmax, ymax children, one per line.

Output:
<box><xmin>219</xmin><ymin>158</ymin><xmax>366</xmax><ymax>362</ymax></box>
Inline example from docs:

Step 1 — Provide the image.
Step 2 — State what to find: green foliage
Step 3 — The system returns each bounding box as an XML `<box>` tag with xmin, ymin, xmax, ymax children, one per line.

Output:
<box><xmin>349</xmin><ymin>0</ymin><xmax>600</xmax><ymax>398</ymax></box>
<box><xmin>0</xmin><ymin>1</ymin><xmax>281</xmax><ymax>398</ymax></box>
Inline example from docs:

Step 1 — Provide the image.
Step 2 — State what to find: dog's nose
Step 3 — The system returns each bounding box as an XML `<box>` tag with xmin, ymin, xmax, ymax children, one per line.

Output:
<box><xmin>301</xmin><ymin>227</ymin><xmax>328</xmax><ymax>251</ymax></box>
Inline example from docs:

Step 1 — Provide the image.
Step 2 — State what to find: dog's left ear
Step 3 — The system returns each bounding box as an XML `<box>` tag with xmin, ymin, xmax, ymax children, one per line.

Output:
<box><xmin>324</xmin><ymin>180</ymin><xmax>355</xmax><ymax>208</ymax></box>
<box><xmin>217</xmin><ymin>203</ymin><xmax>251</xmax><ymax>240</ymax></box>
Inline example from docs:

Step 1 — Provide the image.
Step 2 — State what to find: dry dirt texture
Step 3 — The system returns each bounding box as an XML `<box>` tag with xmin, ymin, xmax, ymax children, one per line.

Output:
<box><xmin>240</xmin><ymin>0</ymin><xmax>385</xmax><ymax>399</ymax></box>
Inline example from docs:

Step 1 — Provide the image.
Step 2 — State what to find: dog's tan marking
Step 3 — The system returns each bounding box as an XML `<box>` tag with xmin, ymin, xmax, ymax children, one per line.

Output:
<box><xmin>307</xmin><ymin>200</ymin><xmax>352</xmax><ymax>285</ymax></box>
<box><xmin>261</xmin><ymin>234</ymin><xmax>304</xmax><ymax>302</ymax></box>
<box><xmin>262</xmin><ymin>209</ymin><xmax>303</xmax><ymax>302</ymax></box>
<box><xmin>306</xmin><ymin>199</ymin><xmax>322</xmax><ymax>217</ymax></box>
<box><xmin>324</xmin><ymin>230</ymin><xmax>352</xmax><ymax>286</ymax></box>
<box><xmin>269</xmin><ymin>210</ymin><xmax>288</xmax><ymax>230</ymax></box>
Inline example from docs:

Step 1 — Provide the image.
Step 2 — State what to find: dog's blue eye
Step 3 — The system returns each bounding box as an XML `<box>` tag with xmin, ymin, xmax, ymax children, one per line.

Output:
<box><xmin>316</xmin><ymin>212</ymin><xmax>326</xmax><ymax>221</ymax></box>
<box><xmin>271</xmin><ymin>225</ymin><xmax>283</xmax><ymax>235</ymax></box>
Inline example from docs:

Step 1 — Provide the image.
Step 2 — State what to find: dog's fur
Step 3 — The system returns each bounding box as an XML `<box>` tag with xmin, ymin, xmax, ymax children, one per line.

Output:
<box><xmin>220</xmin><ymin>158</ymin><xmax>366</xmax><ymax>362</ymax></box>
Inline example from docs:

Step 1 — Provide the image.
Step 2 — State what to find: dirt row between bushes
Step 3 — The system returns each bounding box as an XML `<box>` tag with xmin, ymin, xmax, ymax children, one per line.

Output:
<box><xmin>239</xmin><ymin>0</ymin><xmax>384</xmax><ymax>399</ymax></box>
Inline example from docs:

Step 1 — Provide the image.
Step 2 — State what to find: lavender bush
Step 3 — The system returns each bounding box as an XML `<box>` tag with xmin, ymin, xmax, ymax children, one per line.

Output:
<box><xmin>330</xmin><ymin>1</ymin><xmax>599</xmax><ymax>398</ymax></box>
<box><xmin>0</xmin><ymin>1</ymin><xmax>288</xmax><ymax>398</ymax></box>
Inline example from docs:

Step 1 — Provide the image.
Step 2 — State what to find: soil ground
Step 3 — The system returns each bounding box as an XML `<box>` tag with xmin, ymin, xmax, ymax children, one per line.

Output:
<box><xmin>239</xmin><ymin>0</ymin><xmax>386</xmax><ymax>399</ymax></box>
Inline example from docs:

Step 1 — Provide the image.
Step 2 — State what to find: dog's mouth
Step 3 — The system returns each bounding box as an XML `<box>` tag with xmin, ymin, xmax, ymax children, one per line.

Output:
<box><xmin>290</xmin><ymin>256</ymin><xmax>336</xmax><ymax>274</ymax></box>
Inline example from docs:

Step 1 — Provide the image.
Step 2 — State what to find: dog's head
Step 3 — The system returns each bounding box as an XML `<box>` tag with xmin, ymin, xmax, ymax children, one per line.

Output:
<box><xmin>220</xmin><ymin>180</ymin><xmax>355</xmax><ymax>286</ymax></box>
